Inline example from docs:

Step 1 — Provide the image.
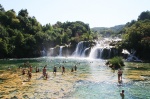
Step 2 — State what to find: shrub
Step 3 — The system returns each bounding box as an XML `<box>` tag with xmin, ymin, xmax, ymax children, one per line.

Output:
<box><xmin>107</xmin><ymin>56</ymin><xmax>125</xmax><ymax>69</ymax></box>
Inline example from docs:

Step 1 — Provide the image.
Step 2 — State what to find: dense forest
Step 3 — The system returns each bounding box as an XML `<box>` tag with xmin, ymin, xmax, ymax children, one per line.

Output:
<box><xmin>0</xmin><ymin>4</ymin><xmax>150</xmax><ymax>61</ymax></box>
<box><xmin>0</xmin><ymin>4</ymin><xmax>97</xmax><ymax>58</ymax></box>
<box><xmin>118</xmin><ymin>11</ymin><xmax>150</xmax><ymax>61</ymax></box>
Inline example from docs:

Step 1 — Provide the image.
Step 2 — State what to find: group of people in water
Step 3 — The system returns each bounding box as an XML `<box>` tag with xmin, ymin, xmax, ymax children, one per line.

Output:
<box><xmin>20</xmin><ymin>61</ymin><xmax>124</xmax><ymax>98</ymax></box>
<box><xmin>21</xmin><ymin>62</ymin><xmax>78</xmax><ymax>81</ymax></box>
<box><xmin>21</xmin><ymin>67</ymin><xmax>32</xmax><ymax>81</ymax></box>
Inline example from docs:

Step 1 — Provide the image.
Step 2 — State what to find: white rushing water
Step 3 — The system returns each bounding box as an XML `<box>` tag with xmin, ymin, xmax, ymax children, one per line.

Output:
<box><xmin>58</xmin><ymin>46</ymin><xmax>64</xmax><ymax>56</ymax></box>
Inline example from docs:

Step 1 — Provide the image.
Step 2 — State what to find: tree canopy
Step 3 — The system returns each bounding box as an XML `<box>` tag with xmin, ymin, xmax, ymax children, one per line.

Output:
<box><xmin>0</xmin><ymin>4</ymin><xmax>149</xmax><ymax>61</ymax></box>
<box><xmin>120</xmin><ymin>11</ymin><xmax>150</xmax><ymax>60</ymax></box>
<box><xmin>0</xmin><ymin>4</ymin><xmax>95</xmax><ymax>58</ymax></box>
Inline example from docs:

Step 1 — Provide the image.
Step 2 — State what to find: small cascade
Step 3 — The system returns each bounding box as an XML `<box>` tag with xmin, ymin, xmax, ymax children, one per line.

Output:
<box><xmin>59</xmin><ymin>46</ymin><xmax>64</xmax><ymax>56</ymax></box>
<box><xmin>89</xmin><ymin>46</ymin><xmax>101</xmax><ymax>59</ymax></box>
<box><xmin>108</xmin><ymin>49</ymin><xmax>111</xmax><ymax>58</ymax></box>
<box><xmin>81</xmin><ymin>47</ymin><xmax>90</xmax><ymax>57</ymax></box>
<box><xmin>88</xmin><ymin>38</ymin><xmax>118</xmax><ymax>59</ymax></box>
<box><xmin>100</xmin><ymin>48</ymin><xmax>104</xmax><ymax>58</ymax></box>
<box><xmin>48</xmin><ymin>48</ymin><xmax>54</xmax><ymax>56</ymax></box>
<box><xmin>41</xmin><ymin>48</ymin><xmax>46</xmax><ymax>56</ymax></box>
<box><xmin>72</xmin><ymin>41</ymin><xmax>85</xmax><ymax>57</ymax></box>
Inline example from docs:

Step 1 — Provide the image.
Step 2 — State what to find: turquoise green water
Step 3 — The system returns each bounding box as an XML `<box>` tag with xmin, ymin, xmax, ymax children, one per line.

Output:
<box><xmin>0</xmin><ymin>57</ymin><xmax>150</xmax><ymax>99</ymax></box>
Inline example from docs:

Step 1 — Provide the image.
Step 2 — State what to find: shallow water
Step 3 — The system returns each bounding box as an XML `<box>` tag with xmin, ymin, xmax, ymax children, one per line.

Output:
<box><xmin>0</xmin><ymin>57</ymin><xmax>150</xmax><ymax>98</ymax></box>
<box><xmin>62</xmin><ymin>59</ymin><xmax>150</xmax><ymax>99</ymax></box>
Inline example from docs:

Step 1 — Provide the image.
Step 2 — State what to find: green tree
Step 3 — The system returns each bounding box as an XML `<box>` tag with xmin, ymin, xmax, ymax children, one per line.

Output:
<box><xmin>0</xmin><ymin>25</ymin><xmax>8</xmax><ymax>38</ymax></box>
<box><xmin>18</xmin><ymin>9</ymin><xmax>28</xmax><ymax>17</ymax></box>
<box><xmin>0</xmin><ymin>39</ymin><xmax>8</xmax><ymax>58</ymax></box>
<box><xmin>0</xmin><ymin>4</ymin><xmax>5</xmax><ymax>12</ymax></box>
<box><xmin>138</xmin><ymin>10</ymin><xmax>150</xmax><ymax>21</ymax></box>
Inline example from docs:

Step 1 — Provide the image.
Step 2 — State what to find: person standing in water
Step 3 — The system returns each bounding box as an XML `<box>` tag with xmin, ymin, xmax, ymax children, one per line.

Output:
<box><xmin>120</xmin><ymin>90</ymin><xmax>125</xmax><ymax>99</ymax></box>
<box><xmin>118</xmin><ymin>68</ymin><xmax>123</xmax><ymax>82</ymax></box>
<box><xmin>62</xmin><ymin>66</ymin><xmax>65</xmax><ymax>75</ymax></box>
<box><xmin>28</xmin><ymin>70</ymin><xmax>32</xmax><ymax>81</ymax></box>
<box><xmin>29</xmin><ymin>66</ymin><xmax>32</xmax><ymax>73</ymax></box>
<box><xmin>74</xmin><ymin>65</ymin><xmax>77</xmax><ymax>71</ymax></box>
<box><xmin>71</xmin><ymin>67</ymin><xmax>74</xmax><ymax>72</ymax></box>
<box><xmin>43</xmin><ymin>66</ymin><xmax>47</xmax><ymax>77</ymax></box>
<box><xmin>53</xmin><ymin>66</ymin><xmax>57</xmax><ymax>75</ymax></box>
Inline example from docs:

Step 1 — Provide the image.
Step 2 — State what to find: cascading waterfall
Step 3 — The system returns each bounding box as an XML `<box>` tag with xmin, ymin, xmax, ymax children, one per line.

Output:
<box><xmin>72</xmin><ymin>41</ymin><xmax>85</xmax><ymax>57</ymax></box>
<box><xmin>89</xmin><ymin>46</ymin><xmax>100</xmax><ymax>59</ymax></box>
<box><xmin>81</xmin><ymin>47</ymin><xmax>90</xmax><ymax>57</ymax></box>
<box><xmin>88</xmin><ymin>38</ymin><xmax>117</xmax><ymax>59</ymax></box>
<box><xmin>41</xmin><ymin>48</ymin><xmax>46</xmax><ymax>56</ymax></box>
<box><xmin>47</xmin><ymin>38</ymin><xmax>121</xmax><ymax>59</ymax></box>
<box><xmin>59</xmin><ymin>46</ymin><xmax>64</xmax><ymax>56</ymax></box>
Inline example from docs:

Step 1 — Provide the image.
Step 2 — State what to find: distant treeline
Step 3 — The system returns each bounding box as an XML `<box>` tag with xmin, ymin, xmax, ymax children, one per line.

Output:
<box><xmin>91</xmin><ymin>25</ymin><xmax>125</xmax><ymax>38</ymax></box>
<box><xmin>0</xmin><ymin>4</ymin><xmax>97</xmax><ymax>58</ymax></box>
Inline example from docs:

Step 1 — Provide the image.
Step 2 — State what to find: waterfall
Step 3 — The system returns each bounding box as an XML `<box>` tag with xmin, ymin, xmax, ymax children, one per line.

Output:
<box><xmin>59</xmin><ymin>46</ymin><xmax>64</xmax><ymax>56</ymax></box>
<box><xmin>41</xmin><ymin>48</ymin><xmax>46</xmax><ymax>56</ymax></box>
<box><xmin>100</xmin><ymin>48</ymin><xmax>104</xmax><ymax>58</ymax></box>
<box><xmin>89</xmin><ymin>46</ymin><xmax>99</xmax><ymax>59</ymax></box>
<box><xmin>72</xmin><ymin>41</ymin><xmax>85</xmax><ymax>57</ymax></box>
<box><xmin>47</xmin><ymin>38</ymin><xmax>121</xmax><ymax>59</ymax></box>
<box><xmin>88</xmin><ymin>38</ymin><xmax>117</xmax><ymax>59</ymax></box>
<box><xmin>48</xmin><ymin>48</ymin><xmax>54</xmax><ymax>56</ymax></box>
<box><xmin>108</xmin><ymin>49</ymin><xmax>111</xmax><ymax>58</ymax></box>
<box><xmin>81</xmin><ymin>47</ymin><xmax>90</xmax><ymax>57</ymax></box>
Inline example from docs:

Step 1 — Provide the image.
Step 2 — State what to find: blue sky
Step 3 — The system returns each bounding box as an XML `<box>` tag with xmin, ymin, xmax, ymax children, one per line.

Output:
<box><xmin>1</xmin><ymin>0</ymin><xmax>150</xmax><ymax>28</ymax></box>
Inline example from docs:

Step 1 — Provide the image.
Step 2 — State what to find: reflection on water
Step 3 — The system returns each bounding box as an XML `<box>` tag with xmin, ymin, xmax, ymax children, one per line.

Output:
<box><xmin>0</xmin><ymin>57</ymin><xmax>150</xmax><ymax>98</ymax></box>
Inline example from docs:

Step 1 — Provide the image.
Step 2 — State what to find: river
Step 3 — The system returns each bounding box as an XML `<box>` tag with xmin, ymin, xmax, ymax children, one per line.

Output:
<box><xmin>0</xmin><ymin>57</ymin><xmax>150</xmax><ymax>98</ymax></box>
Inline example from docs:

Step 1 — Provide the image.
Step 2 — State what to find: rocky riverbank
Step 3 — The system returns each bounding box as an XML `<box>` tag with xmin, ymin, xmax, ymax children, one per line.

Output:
<box><xmin>0</xmin><ymin>69</ymin><xmax>87</xmax><ymax>99</ymax></box>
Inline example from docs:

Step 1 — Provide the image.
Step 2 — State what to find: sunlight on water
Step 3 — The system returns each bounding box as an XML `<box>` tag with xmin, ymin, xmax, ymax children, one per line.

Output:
<box><xmin>0</xmin><ymin>57</ymin><xmax>150</xmax><ymax>99</ymax></box>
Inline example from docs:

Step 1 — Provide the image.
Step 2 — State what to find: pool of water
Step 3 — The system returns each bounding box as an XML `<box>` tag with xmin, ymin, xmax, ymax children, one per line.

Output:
<box><xmin>0</xmin><ymin>57</ymin><xmax>150</xmax><ymax>98</ymax></box>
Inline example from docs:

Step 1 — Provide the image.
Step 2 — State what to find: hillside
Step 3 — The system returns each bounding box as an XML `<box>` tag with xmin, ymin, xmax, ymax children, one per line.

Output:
<box><xmin>91</xmin><ymin>25</ymin><xmax>125</xmax><ymax>37</ymax></box>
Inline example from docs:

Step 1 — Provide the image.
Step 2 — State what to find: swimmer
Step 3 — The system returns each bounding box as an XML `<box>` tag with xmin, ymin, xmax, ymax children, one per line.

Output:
<box><xmin>120</xmin><ymin>90</ymin><xmax>124</xmax><ymax>99</ymax></box>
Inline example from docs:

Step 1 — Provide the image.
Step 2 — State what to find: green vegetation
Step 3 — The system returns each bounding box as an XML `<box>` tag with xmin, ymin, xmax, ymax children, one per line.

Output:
<box><xmin>0</xmin><ymin>3</ymin><xmax>149</xmax><ymax>61</ymax></box>
<box><xmin>91</xmin><ymin>25</ymin><xmax>125</xmax><ymax>38</ymax></box>
<box><xmin>119</xmin><ymin>10</ymin><xmax>150</xmax><ymax>61</ymax></box>
<box><xmin>0</xmin><ymin>4</ymin><xmax>97</xmax><ymax>58</ymax></box>
<box><xmin>106</xmin><ymin>56</ymin><xmax>125</xmax><ymax>69</ymax></box>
